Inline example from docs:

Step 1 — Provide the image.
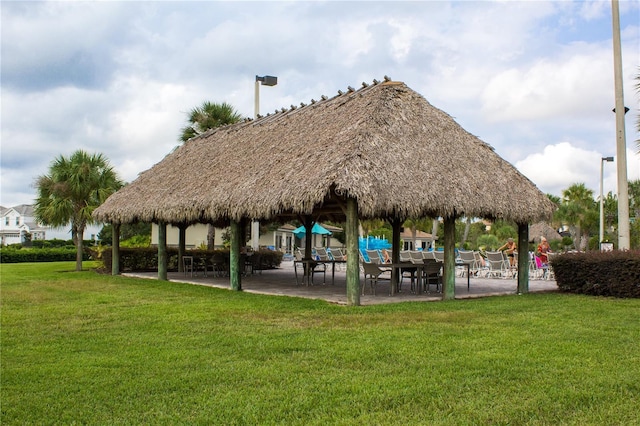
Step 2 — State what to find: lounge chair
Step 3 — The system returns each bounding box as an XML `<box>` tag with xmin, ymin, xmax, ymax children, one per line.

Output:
<box><xmin>457</xmin><ymin>250</ymin><xmax>477</xmax><ymax>277</ymax></box>
<box><xmin>485</xmin><ymin>251</ymin><xmax>510</xmax><ymax>278</ymax></box>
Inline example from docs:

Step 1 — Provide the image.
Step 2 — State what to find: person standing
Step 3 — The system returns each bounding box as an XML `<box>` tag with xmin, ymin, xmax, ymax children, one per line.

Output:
<box><xmin>498</xmin><ymin>237</ymin><xmax>517</xmax><ymax>267</ymax></box>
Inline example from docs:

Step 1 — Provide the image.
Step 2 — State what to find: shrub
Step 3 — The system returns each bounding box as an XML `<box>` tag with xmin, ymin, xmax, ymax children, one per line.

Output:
<box><xmin>0</xmin><ymin>247</ymin><xmax>90</xmax><ymax>263</ymax></box>
<box><xmin>32</xmin><ymin>239</ymin><xmax>75</xmax><ymax>249</ymax></box>
<box><xmin>98</xmin><ymin>247</ymin><xmax>283</xmax><ymax>273</ymax></box>
<box><xmin>552</xmin><ymin>250</ymin><xmax>640</xmax><ymax>298</ymax></box>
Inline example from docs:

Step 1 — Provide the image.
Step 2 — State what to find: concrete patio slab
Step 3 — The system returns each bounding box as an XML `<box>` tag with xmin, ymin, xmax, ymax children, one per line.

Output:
<box><xmin>123</xmin><ymin>260</ymin><xmax>558</xmax><ymax>306</ymax></box>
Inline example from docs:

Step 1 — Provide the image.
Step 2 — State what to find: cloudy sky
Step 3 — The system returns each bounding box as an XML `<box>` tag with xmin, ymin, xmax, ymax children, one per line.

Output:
<box><xmin>2</xmin><ymin>0</ymin><xmax>639</xmax><ymax>210</ymax></box>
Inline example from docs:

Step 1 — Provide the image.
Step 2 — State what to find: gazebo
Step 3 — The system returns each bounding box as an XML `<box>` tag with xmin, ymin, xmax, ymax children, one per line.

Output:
<box><xmin>94</xmin><ymin>77</ymin><xmax>555</xmax><ymax>306</ymax></box>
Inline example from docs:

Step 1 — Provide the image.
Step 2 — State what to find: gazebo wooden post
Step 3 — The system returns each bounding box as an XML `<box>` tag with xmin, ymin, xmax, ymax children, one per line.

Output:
<box><xmin>346</xmin><ymin>197</ymin><xmax>360</xmax><ymax>306</ymax></box>
<box><xmin>442</xmin><ymin>215</ymin><xmax>456</xmax><ymax>300</ymax></box>
<box><xmin>390</xmin><ymin>217</ymin><xmax>402</xmax><ymax>295</ymax></box>
<box><xmin>111</xmin><ymin>223</ymin><xmax>120</xmax><ymax>276</ymax></box>
<box><xmin>517</xmin><ymin>223</ymin><xmax>529</xmax><ymax>294</ymax></box>
<box><xmin>229</xmin><ymin>219</ymin><xmax>242</xmax><ymax>291</ymax></box>
<box><xmin>178</xmin><ymin>224</ymin><xmax>186</xmax><ymax>273</ymax></box>
<box><xmin>301</xmin><ymin>216</ymin><xmax>314</xmax><ymax>279</ymax></box>
<box><xmin>303</xmin><ymin>216</ymin><xmax>313</xmax><ymax>259</ymax></box>
<box><xmin>158</xmin><ymin>221</ymin><xmax>168</xmax><ymax>281</ymax></box>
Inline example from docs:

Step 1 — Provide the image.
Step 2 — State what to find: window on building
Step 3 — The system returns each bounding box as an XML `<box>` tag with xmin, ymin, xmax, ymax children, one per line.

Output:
<box><xmin>4</xmin><ymin>217</ymin><xmax>8</xmax><ymax>225</ymax></box>
<box><xmin>15</xmin><ymin>217</ymin><xmax>20</xmax><ymax>226</ymax></box>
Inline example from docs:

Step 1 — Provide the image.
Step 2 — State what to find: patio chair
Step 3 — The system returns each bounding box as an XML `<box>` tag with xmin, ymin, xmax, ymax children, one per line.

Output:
<box><xmin>294</xmin><ymin>249</ymin><xmax>326</xmax><ymax>285</ymax></box>
<box><xmin>485</xmin><ymin>251</ymin><xmax>510</xmax><ymax>278</ymax></box>
<box><xmin>182</xmin><ymin>255</ymin><xmax>194</xmax><ymax>277</ymax></box>
<box><xmin>362</xmin><ymin>261</ymin><xmax>392</xmax><ymax>295</ymax></box>
<box><xmin>474</xmin><ymin>251</ymin><xmax>488</xmax><ymax>277</ymax></box>
<box><xmin>365</xmin><ymin>249</ymin><xmax>384</xmax><ymax>264</ymax></box>
<box><xmin>433</xmin><ymin>250</ymin><xmax>444</xmax><ymax>262</ymax></box>
<box><xmin>457</xmin><ymin>250</ymin><xmax>477</xmax><ymax>277</ymax></box>
<box><xmin>422</xmin><ymin>258</ymin><xmax>443</xmax><ymax>293</ymax></box>
<box><xmin>529</xmin><ymin>252</ymin><xmax>543</xmax><ymax>280</ymax></box>
<box><xmin>329</xmin><ymin>247</ymin><xmax>346</xmax><ymax>261</ymax></box>
<box><xmin>209</xmin><ymin>253</ymin><xmax>229</xmax><ymax>277</ymax></box>
<box><xmin>328</xmin><ymin>247</ymin><xmax>347</xmax><ymax>271</ymax></box>
<box><xmin>315</xmin><ymin>247</ymin><xmax>331</xmax><ymax>262</ymax></box>
<box><xmin>530</xmin><ymin>252</ymin><xmax>554</xmax><ymax>280</ymax></box>
<box><xmin>409</xmin><ymin>250</ymin><xmax>424</xmax><ymax>264</ymax></box>
<box><xmin>399</xmin><ymin>250</ymin><xmax>417</xmax><ymax>292</ymax></box>
<box><xmin>422</xmin><ymin>250</ymin><xmax>436</xmax><ymax>261</ymax></box>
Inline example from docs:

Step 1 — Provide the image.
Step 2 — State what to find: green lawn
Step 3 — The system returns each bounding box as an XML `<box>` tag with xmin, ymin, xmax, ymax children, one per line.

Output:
<box><xmin>1</xmin><ymin>262</ymin><xmax>639</xmax><ymax>425</ymax></box>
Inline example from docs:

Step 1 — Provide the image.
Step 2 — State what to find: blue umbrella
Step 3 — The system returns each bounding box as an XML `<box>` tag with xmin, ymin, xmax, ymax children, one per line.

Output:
<box><xmin>292</xmin><ymin>223</ymin><xmax>332</xmax><ymax>239</ymax></box>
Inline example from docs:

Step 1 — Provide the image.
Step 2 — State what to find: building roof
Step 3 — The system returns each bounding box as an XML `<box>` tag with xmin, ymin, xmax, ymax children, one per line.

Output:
<box><xmin>1</xmin><ymin>204</ymin><xmax>35</xmax><ymax>217</ymax></box>
<box><xmin>94</xmin><ymin>78</ymin><xmax>555</xmax><ymax>226</ymax></box>
<box><xmin>400</xmin><ymin>229</ymin><xmax>435</xmax><ymax>240</ymax></box>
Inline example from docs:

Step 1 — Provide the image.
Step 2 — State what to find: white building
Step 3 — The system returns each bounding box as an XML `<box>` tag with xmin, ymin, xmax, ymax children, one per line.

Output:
<box><xmin>0</xmin><ymin>204</ymin><xmax>102</xmax><ymax>245</ymax></box>
<box><xmin>151</xmin><ymin>223</ymin><xmax>298</xmax><ymax>254</ymax></box>
<box><xmin>0</xmin><ymin>205</ymin><xmax>47</xmax><ymax>245</ymax></box>
<box><xmin>150</xmin><ymin>222</ymin><xmax>344</xmax><ymax>254</ymax></box>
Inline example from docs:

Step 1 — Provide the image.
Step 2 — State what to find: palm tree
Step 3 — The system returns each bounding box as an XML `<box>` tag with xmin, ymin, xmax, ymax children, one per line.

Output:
<box><xmin>34</xmin><ymin>150</ymin><xmax>123</xmax><ymax>271</ymax></box>
<box><xmin>402</xmin><ymin>217</ymin><xmax>432</xmax><ymax>250</ymax></box>
<box><xmin>557</xmin><ymin>183</ymin><xmax>595</xmax><ymax>250</ymax></box>
<box><xmin>180</xmin><ymin>101</ymin><xmax>243</xmax><ymax>142</ymax></box>
<box><xmin>180</xmin><ymin>101</ymin><xmax>243</xmax><ymax>247</ymax></box>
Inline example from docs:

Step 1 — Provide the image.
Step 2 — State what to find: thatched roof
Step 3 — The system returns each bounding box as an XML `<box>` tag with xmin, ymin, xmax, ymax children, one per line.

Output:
<box><xmin>94</xmin><ymin>78</ymin><xmax>555</xmax><ymax>226</ymax></box>
<box><xmin>529</xmin><ymin>222</ymin><xmax>562</xmax><ymax>243</ymax></box>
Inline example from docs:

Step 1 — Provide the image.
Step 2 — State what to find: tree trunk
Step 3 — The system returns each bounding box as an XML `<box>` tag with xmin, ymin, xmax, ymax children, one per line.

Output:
<box><xmin>411</xmin><ymin>225</ymin><xmax>417</xmax><ymax>250</ymax></box>
<box><xmin>462</xmin><ymin>217</ymin><xmax>471</xmax><ymax>246</ymax></box>
<box><xmin>431</xmin><ymin>218</ymin><xmax>440</xmax><ymax>247</ymax></box>
<box><xmin>75</xmin><ymin>224</ymin><xmax>84</xmax><ymax>272</ymax></box>
<box><xmin>112</xmin><ymin>223</ymin><xmax>120</xmax><ymax>275</ymax></box>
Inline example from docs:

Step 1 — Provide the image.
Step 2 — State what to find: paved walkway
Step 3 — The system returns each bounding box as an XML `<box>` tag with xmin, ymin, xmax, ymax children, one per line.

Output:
<box><xmin>124</xmin><ymin>260</ymin><xmax>558</xmax><ymax>306</ymax></box>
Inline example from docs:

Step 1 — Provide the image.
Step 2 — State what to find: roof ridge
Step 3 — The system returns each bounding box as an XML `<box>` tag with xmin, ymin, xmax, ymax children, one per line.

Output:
<box><xmin>251</xmin><ymin>76</ymin><xmax>395</xmax><ymax>124</ymax></box>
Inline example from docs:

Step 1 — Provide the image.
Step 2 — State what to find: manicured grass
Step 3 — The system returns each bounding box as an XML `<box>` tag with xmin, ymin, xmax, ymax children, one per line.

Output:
<box><xmin>2</xmin><ymin>262</ymin><xmax>639</xmax><ymax>425</ymax></box>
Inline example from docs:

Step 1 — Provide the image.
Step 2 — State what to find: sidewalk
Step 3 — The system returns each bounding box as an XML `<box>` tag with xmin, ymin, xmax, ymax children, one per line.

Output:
<box><xmin>125</xmin><ymin>260</ymin><xmax>558</xmax><ymax>306</ymax></box>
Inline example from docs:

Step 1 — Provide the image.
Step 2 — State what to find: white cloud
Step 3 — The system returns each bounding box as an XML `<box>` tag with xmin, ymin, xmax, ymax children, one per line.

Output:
<box><xmin>481</xmin><ymin>48</ymin><xmax>613</xmax><ymax>123</ymax></box>
<box><xmin>516</xmin><ymin>142</ymin><xmax>640</xmax><ymax>197</ymax></box>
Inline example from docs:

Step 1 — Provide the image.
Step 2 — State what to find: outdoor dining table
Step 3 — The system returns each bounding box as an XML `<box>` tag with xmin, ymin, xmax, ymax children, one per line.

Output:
<box><xmin>386</xmin><ymin>262</ymin><xmax>424</xmax><ymax>296</ymax></box>
<box><xmin>387</xmin><ymin>260</ymin><xmax>470</xmax><ymax>295</ymax></box>
<box><xmin>456</xmin><ymin>261</ymin><xmax>471</xmax><ymax>291</ymax></box>
<box><xmin>294</xmin><ymin>259</ymin><xmax>347</xmax><ymax>286</ymax></box>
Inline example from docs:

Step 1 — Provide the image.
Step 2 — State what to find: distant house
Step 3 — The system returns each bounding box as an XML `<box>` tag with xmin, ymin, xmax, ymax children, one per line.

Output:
<box><xmin>0</xmin><ymin>205</ymin><xmax>46</xmax><ymax>245</ymax></box>
<box><xmin>0</xmin><ymin>204</ymin><xmax>103</xmax><ymax>245</ymax></box>
<box><xmin>400</xmin><ymin>228</ymin><xmax>436</xmax><ymax>250</ymax></box>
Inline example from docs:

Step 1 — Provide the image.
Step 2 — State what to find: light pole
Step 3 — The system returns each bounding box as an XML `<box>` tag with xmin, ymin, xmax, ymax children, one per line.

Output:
<box><xmin>611</xmin><ymin>0</ymin><xmax>630</xmax><ymax>249</ymax></box>
<box><xmin>251</xmin><ymin>75</ymin><xmax>278</xmax><ymax>251</ymax></box>
<box><xmin>599</xmin><ymin>156</ymin><xmax>614</xmax><ymax>248</ymax></box>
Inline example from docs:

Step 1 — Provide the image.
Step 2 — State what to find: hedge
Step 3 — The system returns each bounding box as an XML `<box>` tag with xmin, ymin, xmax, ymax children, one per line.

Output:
<box><xmin>552</xmin><ymin>250</ymin><xmax>640</xmax><ymax>298</ymax></box>
<box><xmin>96</xmin><ymin>247</ymin><xmax>283</xmax><ymax>274</ymax></box>
<box><xmin>0</xmin><ymin>247</ymin><xmax>90</xmax><ymax>263</ymax></box>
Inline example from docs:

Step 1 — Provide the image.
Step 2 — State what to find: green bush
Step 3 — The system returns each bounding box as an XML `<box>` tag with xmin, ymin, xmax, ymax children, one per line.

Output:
<box><xmin>552</xmin><ymin>250</ymin><xmax>640</xmax><ymax>298</ymax></box>
<box><xmin>31</xmin><ymin>239</ymin><xmax>75</xmax><ymax>249</ymax></box>
<box><xmin>97</xmin><ymin>247</ymin><xmax>283</xmax><ymax>273</ymax></box>
<box><xmin>0</xmin><ymin>247</ymin><xmax>90</xmax><ymax>263</ymax></box>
